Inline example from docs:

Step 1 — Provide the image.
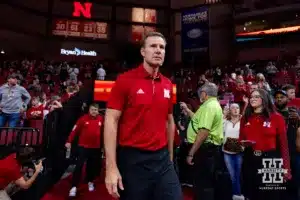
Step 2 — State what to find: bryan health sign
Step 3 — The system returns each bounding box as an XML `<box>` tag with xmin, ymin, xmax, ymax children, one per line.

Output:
<box><xmin>60</xmin><ymin>48</ymin><xmax>97</xmax><ymax>56</ymax></box>
<box><xmin>181</xmin><ymin>7</ymin><xmax>209</xmax><ymax>54</ymax></box>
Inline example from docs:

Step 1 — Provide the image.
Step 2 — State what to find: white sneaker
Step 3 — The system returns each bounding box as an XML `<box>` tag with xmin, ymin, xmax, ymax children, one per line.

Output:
<box><xmin>88</xmin><ymin>182</ymin><xmax>95</xmax><ymax>192</ymax></box>
<box><xmin>232</xmin><ymin>195</ymin><xmax>245</xmax><ymax>200</ymax></box>
<box><xmin>69</xmin><ymin>187</ymin><xmax>77</xmax><ymax>197</ymax></box>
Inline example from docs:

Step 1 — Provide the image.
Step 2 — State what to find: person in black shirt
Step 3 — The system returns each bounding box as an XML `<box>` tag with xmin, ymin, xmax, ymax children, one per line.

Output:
<box><xmin>274</xmin><ymin>90</ymin><xmax>299</xmax><ymax>200</ymax></box>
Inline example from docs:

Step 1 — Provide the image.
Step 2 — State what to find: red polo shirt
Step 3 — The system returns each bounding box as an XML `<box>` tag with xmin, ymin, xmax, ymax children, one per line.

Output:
<box><xmin>239</xmin><ymin>113</ymin><xmax>290</xmax><ymax>172</ymax></box>
<box><xmin>68</xmin><ymin>114</ymin><xmax>104</xmax><ymax>148</ymax></box>
<box><xmin>107</xmin><ymin>65</ymin><xmax>173</xmax><ymax>151</ymax></box>
<box><xmin>0</xmin><ymin>154</ymin><xmax>22</xmax><ymax>189</ymax></box>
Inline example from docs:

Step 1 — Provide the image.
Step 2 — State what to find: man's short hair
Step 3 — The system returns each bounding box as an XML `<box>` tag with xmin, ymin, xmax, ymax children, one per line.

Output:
<box><xmin>282</xmin><ymin>84</ymin><xmax>295</xmax><ymax>91</ymax></box>
<box><xmin>141</xmin><ymin>32</ymin><xmax>167</xmax><ymax>47</ymax></box>
<box><xmin>198</xmin><ymin>83</ymin><xmax>218</xmax><ymax>97</ymax></box>
<box><xmin>16</xmin><ymin>147</ymin><xmax>35</xmax><ymax>165</ymax></box>
<box><xmin>90</xmin><ymin>103</ymin><xmax>99</xmax><ymax>109</ymax></box>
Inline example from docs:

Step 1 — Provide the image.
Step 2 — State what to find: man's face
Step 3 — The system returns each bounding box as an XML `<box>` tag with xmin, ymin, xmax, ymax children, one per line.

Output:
<box><xmin>231</xmin><ymin>73</ymin><xmax>236</xmax><ymax>80</ymax></box>
<box><xmin>286</xmin><ymin>89</ymin><xmax>295</xmax><ymax>100</ymax></box>
<box><xmin>275</xmin><ymin>93</ymin><xmax>288</xmax><ymax>109</ymax></box>
<box><xmin>8</xmin><ymin>78</ymin><xmax>17</xmax><ymax>85</ymax></box>
<box><xmin>89</xmin><ymin>106</ymin><xmax>99</xmax><ymax>117</ymax></box>
<box><xmin>32</xmin><ymin>98</ymin><xmax>39</xmax><ymax>107</ymax></box>
<box><xmin>236</xmin><ymin>75</ymin><xmax>244</xmax><ymax>84</ymax></box>
<box><xmin>141</xmin><ymin>36</ymin><xmax>166</xmax><ymax>68</ymax></box>
<box><xmin>199</xmin><ymin>91</ymin><xmax>207</xmax><ymax>103</ymax></box>
<box><xmin>250</xmin><ymin>84</ymin><xmax>258</xmax><ymax>93</ymax></box>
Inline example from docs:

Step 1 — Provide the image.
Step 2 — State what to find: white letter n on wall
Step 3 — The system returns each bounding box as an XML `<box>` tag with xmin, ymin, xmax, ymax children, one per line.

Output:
<box><xmin>73</xmin><ymin>1</ymin><xmax>92</xmax><ymax>18</ymax></box>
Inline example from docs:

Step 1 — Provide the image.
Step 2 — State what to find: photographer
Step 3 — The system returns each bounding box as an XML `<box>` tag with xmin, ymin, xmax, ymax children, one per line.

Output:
<box><xmin>0</xmin><ymin>147</ymin><xmax>43</xmax><ymax>199</ymax></box>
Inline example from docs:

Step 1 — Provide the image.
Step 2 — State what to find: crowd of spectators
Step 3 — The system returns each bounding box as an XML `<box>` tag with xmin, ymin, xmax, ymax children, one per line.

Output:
<box><xmin>1</xmin><ymin>55</ymin><xmax>300</xmax><ymax>199</ymax></box>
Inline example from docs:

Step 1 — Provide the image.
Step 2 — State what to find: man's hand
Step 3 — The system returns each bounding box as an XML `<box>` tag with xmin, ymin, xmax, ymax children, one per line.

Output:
<box><xmin>223</xmin><ymin>106</ymin><xmax>229</xmax><ymax>117</ymax></box>
<box><xmin>289</xmin><ymin>110</ymin><xmax>299</xmax><ymax>120</ymax></box>
<box><xmin>65</xmin><ymin>143</ymin><xmax>71</xmax><ymax>149</ymax></box>
<box><xmin>20</xmin><ymin>108</ymin><xmax>26</xmax><ymax>113</ymax></box>
<box><xmin>170</xmin><ymin>152</ymin><xmax>173</xmax><ymax>162</ymax></box>
<box><xmin>34</xmin><ymin>161</ymin><xmax>43</xmax><ymax>172</ymax></box>
<box><xmin>105</xmin><ymin>167</ymin><xmax>124</xmax><ymax>199</ymax></box>
<box><xmin>186</xmin><ymin>155</ymin><xmax>194</xmax><ymax>165</ymax></box>
<box><xmin>180</xmin><ymin>102</ymin><xmax>188</xmax><ymax>111</ymax></box>
<box><xmin>242</xmin><ymin>95</ymin><xmax>249</xmax><ymax>104</ymax></box>
<box><xmin>179</xmin><ymin>125</ymin><xmax>185</xmax><ymax>131</ymax></box>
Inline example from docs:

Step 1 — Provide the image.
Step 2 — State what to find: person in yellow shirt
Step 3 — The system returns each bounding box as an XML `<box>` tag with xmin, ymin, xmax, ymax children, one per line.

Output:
<box><xmin>181</xmin><ymin>82</ymin><xmax>223</xmax><ymax>200</ymax></box>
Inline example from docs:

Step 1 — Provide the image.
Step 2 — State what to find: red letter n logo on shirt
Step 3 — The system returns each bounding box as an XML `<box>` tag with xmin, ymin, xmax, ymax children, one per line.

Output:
<box><xmin>73</xmin><ymin>1</ymin><xmax>92</xmax><ymax>18</ymax></box>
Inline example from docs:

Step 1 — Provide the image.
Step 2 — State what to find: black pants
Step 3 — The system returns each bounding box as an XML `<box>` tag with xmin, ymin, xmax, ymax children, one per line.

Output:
<box><xmin>72</xmin><ymin>147</ymin><xmax>102</xmax><ymax>187</ymax></box>
<box><xmin>242</xmin><ymin>148</ymin><xmax>283</xmax><ymax>200</ymax></box>
<box><xmin>117</xmin><ymin>146</ymin><xmax>182</xmax><ymax>200</ymax></box>
<box><xmin>178</xmin><ymin>143</ymin><xmax>193</xmax><ymax>184</ymax></box>
<box><xmin>193</xmin><ymin>144</ymin><xmax>221</xmax><ymax>200</ymax></box>
<box><xmin>284</xmin><ymin>154</ymin><xmax>299</xmax><ymax>200</ymax></box>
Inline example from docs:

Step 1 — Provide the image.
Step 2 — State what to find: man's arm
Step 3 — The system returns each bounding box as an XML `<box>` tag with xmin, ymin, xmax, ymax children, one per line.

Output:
<box><xmin>185</xmin><ymin>107</ymin><xmax>195</xmax><ymax>118</ymax></box>
<box><xmin>167</xmin><ymin>114</ymin><xmax>175</xmax><ymax>161</ymax></box>
<box><xmin>187</xmin><ymin>105</ymin><xmax>214</xmax><ymax>159</ymax></box>
<box><xmin>104</xmin><ymin>109</ymin><xmax>122</xmax><ymax>169</ymax></box>
<box><xmin>15</xmin><ymin>170</ymin><xmax>40</xmax><ymax>189</ymax></box>
<box><xmin>15</xmin><ymin>162</ymin><xmax>42</xmax><ymax>189</ymax></box>
<box><xmin>21</xmin><ymin>87</ymin><xmax>31</xmax><ymax>107</ymax></box>
<box><xmin>180</xmin><ymin>102</ymin><xmax>194</xmax><ymax>118</ymax></box>
<box><xmin>188</xmin><ymin>129</ymin><xmax>209</xmax><ymax>157</ymax></box>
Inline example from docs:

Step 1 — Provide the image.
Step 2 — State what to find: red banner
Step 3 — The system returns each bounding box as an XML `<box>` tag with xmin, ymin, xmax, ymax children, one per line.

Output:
<box><xmin>94</xmin><ymin>81</ymin><xmax>177</xmax><ymax>104</ymax></box>
<box><xmin>52</xmin><ymin>19</ymin><xmax>108</xmax><ymax>39</ymax></box>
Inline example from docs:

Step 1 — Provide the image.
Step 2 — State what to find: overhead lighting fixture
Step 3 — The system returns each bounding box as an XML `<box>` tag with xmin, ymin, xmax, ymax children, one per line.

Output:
<box><xmin>0</xmin><ymin>50</ymin><xmax>4</xmax><ymax>54</ymax></box>
<box><xmin>236</xmin><ymin>25</ymin><xmax>300</xmax><ymax>36</ymax></box>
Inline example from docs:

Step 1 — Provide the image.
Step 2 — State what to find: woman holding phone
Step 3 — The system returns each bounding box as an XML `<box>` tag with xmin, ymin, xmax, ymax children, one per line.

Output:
<box><xmin>239</xmin><ymin>89</ymin><xmax>291</xmax><ymax>200</ymax></box>
<box><xmin>223</xmin><ymin>103</ymin><xmax>244</xmax><ymax>200</ymax></box>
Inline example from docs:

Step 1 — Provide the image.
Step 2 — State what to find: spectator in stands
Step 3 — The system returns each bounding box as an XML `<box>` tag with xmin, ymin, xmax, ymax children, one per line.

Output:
<box><xmin>249</xmin><ymin>83</ymin><xmax>258</xmax><ymax>93</ymax></box>
<box><xmin>48</xmin><ymin>96</ymin><xmax>62</xmax><ymax>112</ymax></box>
<box><xmin>0</xmin><ymin>147</ymin><xmax>43</xmax><ymax>199</ymax></box>
<box><xmin>0</xmin><ymin>74</ymin><xmax>31</xmax><ymax>127</ymax></box>
<box><xmin>26</xmin><ymin>97</ymin><xmax>47</xmax><ymax>120</ymax></box>
<box><xmin>60</xmin><ymin>62</ymin><xmax>69</xmax><ymax>81</ymax></box>
<box><xmin>68</xmin><ymin>66</ymin><xmax>79</xmax><ymax>83</ymax></box>
<box><xmin>256</xmin><ymin>73</ymin><xmax>271</xmax><ymax>93</ymax></box>
<box><xmin>231</xmin><ymin>75</ymin><xmax>248</xmax><ymax>106</ymax></box>
<box><xmin>240</xmin><ymin>89</ymin><xmax>290</xmax><ymax>200</ymax></box>
<box><xmin>274</xmin><ymin>89</ymin><xmax>300</xmax><ymax>200</ymax></box>
<box><xmin>39</xmin><ymin>92</ymin><xmax>48</xmax><ymax>108</ymax></box>
<box><xmin>222</xmin><ymin>103</ymin><xmax>244</xmax><ymax>200</ymax></box>
<box><xmin>27</xmin><ymin>79</ymin><xmax>42</xmax><ymax>93</ymax></box>
<box><xmin>65</xmin><ymin>103</ymin><xmax>104</xmax><ymax>197</ymax></box>
<box><xmin>185</xmin><ymin>83</ymin><xmax>223</xmax><ymax>200</ymax></box>
<box><xmin>97</xmin><ymin>65</ymin><xmax>106</xmax><ymax>80</ymax></box>
<box><xmin>61</xmin><ymin>86</ymin><xmax>77</xmax><ymax>103</ymax></box>
<box><xmin>283</xmin><ymin>84</ymin><xmax>297</xmax><ymax>100</ymax></box>
<box><xmin>282</xmin><ymin>84</ymin><xmax>300</xmax><ymax>108</ymax></box>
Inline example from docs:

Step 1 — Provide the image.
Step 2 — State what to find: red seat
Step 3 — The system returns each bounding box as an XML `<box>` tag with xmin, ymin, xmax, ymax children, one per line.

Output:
<box><xmin>0</xmin><ymin>129</ymin><xmax>17</xmax><ymax>145</ymax></box>
<box><xmin>24</xmin><ymin>120</ymin><xmax>44</xmax><ymax>145</ymax></box>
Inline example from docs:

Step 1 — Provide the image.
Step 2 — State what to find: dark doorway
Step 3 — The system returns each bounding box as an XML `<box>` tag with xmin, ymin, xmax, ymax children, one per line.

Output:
<box><xmin>117</xmin><ymin>42</ymin><xmax>142</xmax><ymax>68</ymax></box>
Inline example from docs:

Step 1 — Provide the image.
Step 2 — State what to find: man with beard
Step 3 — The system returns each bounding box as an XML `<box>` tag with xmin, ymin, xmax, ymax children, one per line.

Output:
<box><xmin>274</xmin><ymin>90</ymin><xmax>299</xmax><ymax>200</ymax></box>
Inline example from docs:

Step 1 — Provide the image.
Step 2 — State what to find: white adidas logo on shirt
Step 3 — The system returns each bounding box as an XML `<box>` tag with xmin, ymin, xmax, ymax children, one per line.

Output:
<box><xmin>137</xmin><ymin>89</ymin><xmax>144</xmax><ymax>94</ymax></box>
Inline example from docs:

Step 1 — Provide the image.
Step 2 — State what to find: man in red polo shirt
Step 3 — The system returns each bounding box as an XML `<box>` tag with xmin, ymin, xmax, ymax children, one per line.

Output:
<box><xmin>65</xmin><ymin>103</ymin><xmax>104</xmax><ymax>197</ymax></box>
<box><xmin>104</xmin><ymin>32</ymin><xmax>182</xmax><ymax>200</ymax></box>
